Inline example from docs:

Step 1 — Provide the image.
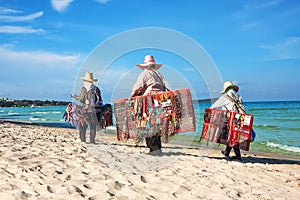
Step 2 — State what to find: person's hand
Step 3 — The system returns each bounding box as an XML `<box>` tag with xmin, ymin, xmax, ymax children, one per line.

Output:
<box><xmin>71</xmin><ymin>94</ymin><xmax>78</xmax><ymax>99</ymax></box>
<box><xmin>131</xmin><ymin>89</ymin><xmax>140</xmax><ymax>97</ymax></box>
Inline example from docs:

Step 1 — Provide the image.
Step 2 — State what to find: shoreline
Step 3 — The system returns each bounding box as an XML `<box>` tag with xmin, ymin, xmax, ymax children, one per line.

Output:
<box><xmin>0</xmin><ymin>118</ymin><xmax>75</xmax><ymax>129</ymax></box>
<box><xmin>1</xmin><ymin>118</ymin><xmax>299</xmax><ymax>162</ymax></box>
<box><xmin>1</xmin><ymin>119</ymin><xmax>299</xmax><ymax>165</ymax></box>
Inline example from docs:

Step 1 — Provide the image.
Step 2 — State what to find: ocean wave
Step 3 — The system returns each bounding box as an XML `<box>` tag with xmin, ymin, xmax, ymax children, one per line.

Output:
<box><xmin>8</xmin><ymin>112</ymin><xmax>20</xmax><ymax>115</ymax></box>
<box><xmin>34</xmin><ymin>111</ymin><xmax>49</xmax><ymax>114</ymax></box>
<box><xmin>286</xmin><ymin>127</ymin><xmax>300</xmax><ymax>131</ymax></box>
<box><xmin>253</xmin><ymin>124</ymin><xmax>300</xmax><ymax>132</ymax></box>
<box><xmin>51</xmin><ymin>111</ymin><xmax>62</xmax><ymax>114</ymax></box>
<box><xmin>30</xmin><ymin>116</ymin><xmax>41</xmax><ymax>121</ymax></box>
<box><xmin>253</xmin><ymin>124</ymin><xmax>279</xmax><ymax>130</ymax></box>
<box><xmin>272</xmin><ymin>118</ymin><xmax>300</xmax><ymax>122</ymax></box>
<box><xmin>266</xmin><ymin>142</ymin><xmax>300</xmax><ymax>153</ymax></box>
<box><xmin>30</xmin><ymin>118</ymin><xmax>39</xmax><ymax>121</ymax></box>
<box><xmin>7</xmin><ymin>112</ymin><xmax>28</xmax><ymax>117</ymax></box>
<box><xmin>248</xmin><ymin>107</ymin><xmax>290</xmax><ymax>112</ymax></box>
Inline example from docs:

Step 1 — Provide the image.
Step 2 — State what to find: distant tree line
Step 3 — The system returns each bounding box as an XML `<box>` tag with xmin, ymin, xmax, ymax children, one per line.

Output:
<box><xmin>0</xmin><ymin>99</ymin><xmax>70</xmax><ymax>107</ymax></box>
<box><xmin>192</xmin><ymin>98</ymin><xmax>218</xmax><ymax>103</ymax></box>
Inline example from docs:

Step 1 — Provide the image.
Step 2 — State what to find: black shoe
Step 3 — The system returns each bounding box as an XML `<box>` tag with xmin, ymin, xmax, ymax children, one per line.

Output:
<box><xmin>148</xmin><ymin>149</ymin><xmax>162</xmax><ymax>156</ymax></box>
<box><xmin>231</xmin><ymin>156</ymin><xmax>243</xmax><ymax>162</ymax></box>
<box><xmin>221</xmin><ymin>150</ymin><xmax>230</xmax><ymax>160</ymax></box>
<box><xmin>224</xmin><ymin>155</ymin><xmax>230</xmax><ymax>160</ymax></box>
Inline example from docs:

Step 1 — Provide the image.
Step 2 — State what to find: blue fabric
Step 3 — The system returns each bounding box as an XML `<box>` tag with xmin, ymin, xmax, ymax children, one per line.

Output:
<box><xmin>250</xmin><ymin>129</ymin><xmax>256</xmax><ymax>142</ymax></box>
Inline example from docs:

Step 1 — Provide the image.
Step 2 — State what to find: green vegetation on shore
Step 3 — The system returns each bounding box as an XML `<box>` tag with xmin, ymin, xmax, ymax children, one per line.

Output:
<box><xmin>0</xmin><ymin>99</ymin><xmax>69</xmax><ymax>107</ymax></box>
<box><xmin>192</xmin><ymin>98</ymin><xmax>218</xmax><ymax>103</ymax></box>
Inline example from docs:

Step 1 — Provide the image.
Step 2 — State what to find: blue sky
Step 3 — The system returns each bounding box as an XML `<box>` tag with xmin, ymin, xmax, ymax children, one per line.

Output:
<box><xmin>0</xmin><ymin>0</ymin><xmax>299</xmax><ymax>102</ymax></box>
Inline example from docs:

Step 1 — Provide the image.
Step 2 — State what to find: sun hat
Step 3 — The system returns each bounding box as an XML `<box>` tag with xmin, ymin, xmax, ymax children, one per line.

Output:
<box><xmin>220</xmin><ymin>81</ymin><xmax>239</xmax><ymax>93</ymax></box>
<box><xmin>80</xmin><ymin>71</ymin><xmax>98</xmax><ymax>83</ymax></box>
<box><xmin>136</xmin><ymin>55</ymin><xmax>163</xmax><ymax>70</ymax></box>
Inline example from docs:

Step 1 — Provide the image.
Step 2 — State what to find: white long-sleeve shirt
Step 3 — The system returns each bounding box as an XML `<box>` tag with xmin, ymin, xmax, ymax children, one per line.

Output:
<box><xmin>132</xmin><ymin>69</ymin><xmax>166</xmax><ymax>96</ymax></box>
<box><xmin>210</xmin><ymin>89</ymin><xmax>245</xmax><ymax>113</ymax></box>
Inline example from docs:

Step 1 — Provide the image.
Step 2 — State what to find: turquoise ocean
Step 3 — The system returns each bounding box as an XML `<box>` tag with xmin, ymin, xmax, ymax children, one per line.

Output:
<box><xmin>1</xmin><ymin>101</ymin><xmax>300</xmax><ymax>158</ymax></box>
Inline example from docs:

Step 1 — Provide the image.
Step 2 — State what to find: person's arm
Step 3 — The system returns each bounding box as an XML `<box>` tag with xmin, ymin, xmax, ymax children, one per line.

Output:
<box><xmin>211</xmin><ymin>96</ymin><xmax>223</xmax><ymax>109</ymax></box>
<box><xmin>75</xmin><ymin>87</ymin><xmax>87</xmax><ymax>105</ymax></box>
<box><xmin>160</xmin><ymin>72</ymin><xmax>167</xmax><ymax>90</ymax></box>
<box><xmin>131</xmin><ymin>71</ymin><xmax>146</xmax><ymax>97</ymax></box>
<box><xmin>210</xmin><ymin>95</ymin><xmax>231</xmax><ymax>111</ymax></box>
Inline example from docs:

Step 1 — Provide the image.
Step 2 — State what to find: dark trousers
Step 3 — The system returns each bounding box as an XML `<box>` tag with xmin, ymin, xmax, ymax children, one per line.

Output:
<box><xmin>146</xmin><ymin>135</ymin><xmax>162</xmax><ymax>152</ymax></box>
<box><xmin>223</xmin><ymin>144</ymin><xmax>241</xmax><ymax>158</ymax></box>
<box><xmin>79</xmin><ymin>112</ymin><xmax>98</xmax><ymax>143</ymax></box>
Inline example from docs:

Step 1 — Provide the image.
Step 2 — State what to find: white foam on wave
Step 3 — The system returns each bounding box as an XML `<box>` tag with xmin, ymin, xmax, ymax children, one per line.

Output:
<box><xmin>34</xmin><ymin>111</ymin><xmax>49</xmax><ymax>114</ymax></box>
<box><xmin>266</xmin><ymin>142</ymin><xmax>300</xmax><ymax>153</ymax></box>
<box><xmin>51</xmin><ymin>111</ymin><xmax>62</xmax><ymax>114</ymax></box>
<box><xmin>8</xmin><ymin>112</ymin><xmax>19</xmax><ymax>115</ymax></box>
<box><xmin>30</xmin><ymin>117</ymin><xmax>39</xmax><ymax>121</ymax></box>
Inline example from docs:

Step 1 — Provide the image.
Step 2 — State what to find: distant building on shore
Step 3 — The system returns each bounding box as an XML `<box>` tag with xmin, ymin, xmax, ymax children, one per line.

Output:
<box><xmin>0</xmin><ymin>97</ymin><xmax>13</xmax><ymax>102</ymax></box>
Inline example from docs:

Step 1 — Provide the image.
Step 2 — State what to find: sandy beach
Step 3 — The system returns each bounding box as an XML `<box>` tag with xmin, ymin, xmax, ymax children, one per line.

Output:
<box><xmin>0</xmin><ymin>122</ymin><xmax>299</xmax><ymax>200</ymax></box>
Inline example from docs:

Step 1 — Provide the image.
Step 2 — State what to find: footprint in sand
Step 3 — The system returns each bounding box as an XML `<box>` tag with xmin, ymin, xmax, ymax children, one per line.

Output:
<box><xmin>47</xmin><ymin>185</ymin><xmax>54</xmax><ymax>193</ymax></box>
<box><xmin>173</xmin><ymin>185</ymin><xmax>192</xmax><ymax>197</ymax></box>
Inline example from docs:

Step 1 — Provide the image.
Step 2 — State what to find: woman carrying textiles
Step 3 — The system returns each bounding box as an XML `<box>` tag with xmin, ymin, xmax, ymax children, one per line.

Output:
<box><xmin>72</xmin><ymin>71</ymin><xmax>103</xmax><ymax>144</ymax></box>
<box><xmin>132</xmin><ymin>55</ymin><xmax>167</xmax><ymax>155</ymax></box>
<box><xmin>210</xmin><ymin>81</ymin><xmax>245</xmax><ymax>161</ymax></box>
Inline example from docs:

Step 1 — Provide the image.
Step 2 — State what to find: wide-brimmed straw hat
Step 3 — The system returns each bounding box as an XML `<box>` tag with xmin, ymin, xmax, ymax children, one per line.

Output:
<box><xmin>136</xmin><ymin>55</ymin><xmax>163</xmax><ymax>70</ymax></box>
<box><xmin>80</xmin><ymin>71</ymin><xmax>98</xmax><ymax>83</ymax></box>
<box><xmin>220</xmin><ymin>81</ymin><xmax>239</xmax><ymax>93</ymax></box>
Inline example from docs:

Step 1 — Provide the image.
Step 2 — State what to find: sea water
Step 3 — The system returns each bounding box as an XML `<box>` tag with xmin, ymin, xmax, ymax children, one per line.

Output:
<box><xmin>1</xmin><ymin>101</ymin><xmax>299</xmax><ymax>157</ymax></box>
<box><xmin>0</xmin><ymin>105</ymin><xmax>72</xmax><ymax>128</ymax></box>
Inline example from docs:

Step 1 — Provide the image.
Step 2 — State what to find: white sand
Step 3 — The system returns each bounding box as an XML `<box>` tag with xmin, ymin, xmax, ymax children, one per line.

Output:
<box><xmin>0</xmin><ymin>122</ymin><xmax>299</xmax><ymax>199</ymax></box>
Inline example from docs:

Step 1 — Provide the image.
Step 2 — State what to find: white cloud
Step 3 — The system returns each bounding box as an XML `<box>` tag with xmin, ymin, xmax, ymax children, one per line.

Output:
<box><xmin>51</xmin><ymin>0</ymin><xmax>74</xmax><ymax>13</ymax></box>
<box><xmin>95</xmin><ymin>0</ymin><xmax>110</xmax><ymax>4</ymax></box>
<box><xmin>0</xmin><ymin>26</ymin><xmax>44</xmax><ymax>34</ymax></box>
<box><xmin>235</xmin><ymin>0</ymin><xmax>283</xmax><ymax>33</ymax></box>
<box><xmin>244</xmin><ymin>0</ymin><xmax>282</xmax><ymax>10</ymax></box>
<box><xmin>0</xmin><ymin>11</ymin><xmax>43</xmax><ymax>22</ymax></box>
<box><xmin>0</xmin><ymin>46</ymin><xmax>80</xmax><ymax>69</ymax></box>
<box><xmin>0</xmin><ymin>46</ymin><xmax>82</xmax><ymax>100</ymax></box>
<box><xmin>0</xmin><ymin>8</ymin><xmax>44</xmax><ymax>35</ymax></box>
<box><xmin>259</xmin><ymin>37</ymin><xmax>300</xmax><ymax>60</ymax></box>
<box><xmin>0</xmin><ymin>7</ymin><xmax>23</xmax><ymax>14</ymax></box>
